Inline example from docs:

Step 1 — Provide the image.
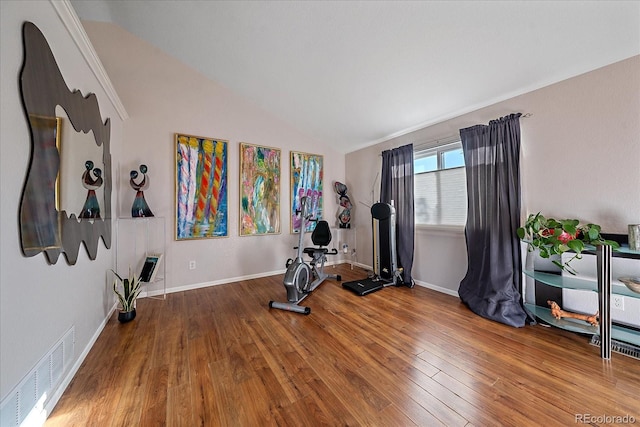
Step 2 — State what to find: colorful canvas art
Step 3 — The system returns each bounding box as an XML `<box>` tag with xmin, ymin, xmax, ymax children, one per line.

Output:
<box><xmin>175</xmin><ymin>134</ymin><xmax>228</xmax><ymax>240</ymax></box>
<box><xmin>290</xmin><ymin>151</ymin><xmax>323</xmax><ymax>233</ymax></box>
<box><xmin>239</xmin><ymin>143</ymin><xmax>281</xmax><ymax>236</ymax></box>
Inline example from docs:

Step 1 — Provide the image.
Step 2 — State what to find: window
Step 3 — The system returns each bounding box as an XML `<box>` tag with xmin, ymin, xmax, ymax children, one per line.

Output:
<box><xmin>414</xmin><ymin>140</ymin><xmax>467</xmax><ymax>226</ymax></box>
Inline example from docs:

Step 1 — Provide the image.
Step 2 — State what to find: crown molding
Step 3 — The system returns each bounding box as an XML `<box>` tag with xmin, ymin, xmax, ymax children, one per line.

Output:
<box><xmin>50</xmin><ymin>0</ymin><xmax>129</xmax><ymax>121</ymax></box>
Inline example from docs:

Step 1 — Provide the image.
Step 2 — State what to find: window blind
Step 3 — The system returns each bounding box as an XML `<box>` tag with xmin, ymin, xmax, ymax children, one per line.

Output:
<box><xmin>414</xmin><ymin>167</ymin><xmax>467</xmax><ymax>226</ymax></box>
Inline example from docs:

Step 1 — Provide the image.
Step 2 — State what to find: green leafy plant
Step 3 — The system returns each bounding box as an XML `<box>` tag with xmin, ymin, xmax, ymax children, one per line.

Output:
<box><xmin>112</xmin><ymin>270</ymin><xmax>142</xmax><ymax>312</ymax></box>
<box><xmin>517</xmin><ymin>213</ymin><xmax>620</xmax><ymax>275</ymax></box>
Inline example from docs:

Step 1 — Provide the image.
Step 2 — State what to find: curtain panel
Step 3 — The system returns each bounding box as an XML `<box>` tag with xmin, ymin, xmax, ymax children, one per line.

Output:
<box><xmin>458</xmin><ymin>113</ymin><xmax>528</xmax><ymax>327</ymax></box>
<box><xmin>380</xmin><ymin>143</ymin><xmax>414</xmax><ymax>286</ymax></box>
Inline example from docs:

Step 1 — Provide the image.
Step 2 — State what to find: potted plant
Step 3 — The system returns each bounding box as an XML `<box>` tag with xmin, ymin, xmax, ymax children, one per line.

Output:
<box><xmin>517</xmin><ymin>213</ymin><xmax>620</xmax><ymax>275</ymax></box>
<box><xmin>112</xmin><ymin>270</ymin><xmax>142</xmax><ymax>323</ymax></box>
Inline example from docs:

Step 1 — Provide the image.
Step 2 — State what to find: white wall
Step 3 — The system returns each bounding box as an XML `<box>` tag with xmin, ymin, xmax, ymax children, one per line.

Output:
<box><xmin>1</xmin><ymin>0</ymin><xmax>123</xmax><ymax>408</ymax></box>
<box><xmin>81</xmin><ymin>21</ymin><xmax>346</xmax><ymax>291</ymax></box>
<box><xmin>346</xmin><ymin>55</ymin><xmax>640</xmax><ymax>293</ymax></box>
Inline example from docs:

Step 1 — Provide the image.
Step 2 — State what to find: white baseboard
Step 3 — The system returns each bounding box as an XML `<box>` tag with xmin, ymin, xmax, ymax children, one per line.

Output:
<box><xmin>144</xmin><ymin>268</ymin><xmax>288</xmax><ymax>297</ymax></box>
<box><xmin>143</xmin><ymin>262</ymin><xmax>375</xmax><ymax>298</ymax></box>
<box><xmin>43</xmin><ymin>302</ymin><xmax>117</xmax><ymax>422</ymax></box>
<box><xmin>413</xmin><ymin>279</ymin><xmax>460</xmax><ymax>297</ymax></box>
<box><xmin>329</xmin><ymin>262</ymin><xmax>460</xmax><ymax>298</ymax></box>
<box><xmin>142</xmin><ymin>267</ymin><xmax>460</xmax><ymax>299</ymax></box>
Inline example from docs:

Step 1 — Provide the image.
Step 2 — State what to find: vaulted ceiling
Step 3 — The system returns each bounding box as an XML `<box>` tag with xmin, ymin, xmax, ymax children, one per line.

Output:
<box><xmin>70</xmin><ymin>0</ymin><xmax>640</xmax><ymax>153</ymax></box>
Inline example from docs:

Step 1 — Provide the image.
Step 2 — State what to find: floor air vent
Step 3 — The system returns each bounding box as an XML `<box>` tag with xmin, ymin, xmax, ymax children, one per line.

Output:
<box><xmin>590</xmin><ymin>335</ymin><xmax>640</xmax><ymax>360</ymax></box>
<box><xmin>0</xmin><ymin>326</ymin><xmax>74</xmax><ymax>426</ymax></box>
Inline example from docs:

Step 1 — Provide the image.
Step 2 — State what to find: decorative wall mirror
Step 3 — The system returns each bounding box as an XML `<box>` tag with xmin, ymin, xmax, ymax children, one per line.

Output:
<box><xmin>19</xmin><ymin>21</ymin><xmax>112</xmax><ymax>265</ymax></box>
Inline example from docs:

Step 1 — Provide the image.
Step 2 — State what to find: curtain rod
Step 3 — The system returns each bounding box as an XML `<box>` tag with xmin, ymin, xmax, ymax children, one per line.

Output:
<box><xmin>393</xmin><ymin>112</ymin><xmax>533</xmax><ymax>153</ymax></box>
<box><xmin>412</xmin><ymin>136</ymin><xmax>460</xmax><ymax>152</ymax></box>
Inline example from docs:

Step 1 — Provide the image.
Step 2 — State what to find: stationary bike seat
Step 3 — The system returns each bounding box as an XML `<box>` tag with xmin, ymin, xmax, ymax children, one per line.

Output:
<box><xmin>303</xmin><ymin>247</ymin><xmax>328</xmax><ymax>256</ymax></box>
<box><xmin>303</xmin><ymin>220</ymin><xmax>332</xmax><ymax>256</ymax></box>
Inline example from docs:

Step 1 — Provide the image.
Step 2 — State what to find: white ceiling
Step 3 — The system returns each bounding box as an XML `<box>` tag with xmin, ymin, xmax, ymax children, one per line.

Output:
<box><xmin>70</xmin><ymin>0</ymin><xmax>640</xmax><ymax>154</ymax></box>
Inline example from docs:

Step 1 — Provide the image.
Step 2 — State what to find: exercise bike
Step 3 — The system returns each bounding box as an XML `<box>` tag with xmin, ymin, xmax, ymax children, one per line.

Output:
<box><xmin>269</xmin><ymin>196</ymin><xmax>341</xmax><ymax>314</ymax></box>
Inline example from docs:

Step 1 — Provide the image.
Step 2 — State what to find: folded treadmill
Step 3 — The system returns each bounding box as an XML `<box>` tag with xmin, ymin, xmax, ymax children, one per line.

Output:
<box><xmin>342</xmin><ymin>202</ymin><xmax>398</xmax><ymax>296</ymax></box>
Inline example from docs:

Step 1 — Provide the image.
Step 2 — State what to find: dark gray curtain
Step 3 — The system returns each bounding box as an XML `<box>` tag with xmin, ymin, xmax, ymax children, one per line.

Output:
<box><xmin>458</xmin><ymin>114</ymin><xmax>527</xmax><ymax>327</ymax></box>
<box><xmin>380</xmin><ymin>144</ymin><xmax>414</xmax><ymax>286</ymax></box>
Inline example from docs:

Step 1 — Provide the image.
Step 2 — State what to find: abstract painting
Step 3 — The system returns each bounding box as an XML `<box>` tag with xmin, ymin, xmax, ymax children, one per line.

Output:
<box><xmin>239</xmin><ymin>143</ymin><xmax>281</xmax><ymax>236</ymax></box>
<box><xmin>290</xmin><ymin>151</ymin><xmax>323</xmax><ymax>233</ymax></box>
<box><xmin>175</xmin><ymin>133</ymin><xmax>228</xmax><ymax>240</ymax></box>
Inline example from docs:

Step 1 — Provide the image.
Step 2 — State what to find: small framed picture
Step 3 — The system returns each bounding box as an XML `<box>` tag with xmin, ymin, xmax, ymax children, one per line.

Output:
<box><xmin>140</xmin><ymin>253</ymin><xmax>163</xmax><ymax>283</ymax></box>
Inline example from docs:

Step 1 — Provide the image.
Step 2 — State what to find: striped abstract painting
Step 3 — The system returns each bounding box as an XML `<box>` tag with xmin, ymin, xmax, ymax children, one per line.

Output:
<box><xmin>175</xmin><ymin>134</ymin><xmax>228</xmax><ymax>240</ymax></box>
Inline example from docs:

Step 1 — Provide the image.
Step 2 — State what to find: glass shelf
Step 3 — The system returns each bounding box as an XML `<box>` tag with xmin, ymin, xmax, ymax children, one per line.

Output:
<box><xmin>524</xmin><ymin>270</ymin><xmax>640</xmax><ymax>300</ymax></box>
<box><xmin>612</xmin><ymin>324</ymin><xmax>640</xmax><ymax>347</ymax></box>
<box><xmin>116</xmin><ymin>217</ymin><xmax>166</xmax><ymax>300</ymax></box>
<box><xmin>525</xmin><ymin>304</ymin><xmax>640</xmax><ymax>348</ymax></box>
<box><xmin>614</xmin><ymin>283</ymin><xmax>640</xmax><ymax>299</ymax></box>
<box><xmin>523</xmin><ymin>240</ymin><xmax>640</xmax><ymax>258</ymax></box>
<box><xmin>524</xmin><ymin>303</ymin><xmax>598</xmax><ymax>335</ymax></box>
<box><xmin>583</xmin><ymin>243</ymin><xmax>640</xmax><ymax>259</ymax></box>
<box><xmin>615</xmin><ymin>244</ymin><xmax>640</xmax><ymax>256</ymax></box>
<box><xmin>523</xmin><ymin>270</ymin><xmax>597</xmax><ymax>292</ymax></box>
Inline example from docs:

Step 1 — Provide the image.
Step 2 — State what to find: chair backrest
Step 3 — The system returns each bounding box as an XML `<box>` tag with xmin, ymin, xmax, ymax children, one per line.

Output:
<box><xmin>311</xmin><ymin>220</ymin><xmax>332</xmax><ymax>246</ymax></box>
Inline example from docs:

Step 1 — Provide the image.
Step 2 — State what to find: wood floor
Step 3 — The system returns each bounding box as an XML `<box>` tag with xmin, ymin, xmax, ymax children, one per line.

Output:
<box><xmin>46</xmin><ymin>264</ymin><xmax>640</xmax><ymax>426</ymax></box>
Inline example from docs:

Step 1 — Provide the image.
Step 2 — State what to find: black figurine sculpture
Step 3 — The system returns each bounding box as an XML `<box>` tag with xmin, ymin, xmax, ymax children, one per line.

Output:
<box><xmin>130</xmin><ymin>164</ymin><xmax>154</xmax><ymax>217</ymax></box>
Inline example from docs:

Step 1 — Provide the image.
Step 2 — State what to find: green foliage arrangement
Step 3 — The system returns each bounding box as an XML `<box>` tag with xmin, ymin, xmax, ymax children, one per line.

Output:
<box><xmin>112</xmin><ymin>270</ymin><xmax>142</xmax><ymax>312</ymax></box>
<box><xmin>517</xmin><ymin>213</ymin><xmax>620</xmax><ymax>275</ymax></box>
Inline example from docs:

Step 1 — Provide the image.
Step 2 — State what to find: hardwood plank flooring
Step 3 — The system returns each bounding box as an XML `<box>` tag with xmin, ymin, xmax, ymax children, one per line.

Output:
<box><xmin>46</xmin><ymin>264</ymin><xmax>640</xmax><ymax>426</ymax></box>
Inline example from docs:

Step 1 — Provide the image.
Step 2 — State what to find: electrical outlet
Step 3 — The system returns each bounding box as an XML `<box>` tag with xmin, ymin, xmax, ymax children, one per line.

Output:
<box><xmin>189</xmin><ymin>260</ymin><xmax>196</xmax><ymax>270</ymax></box>
<box><xmin>612</xmin><ymin>295</ymin><xmax>624</xmax><ymax>311</ymax></box>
